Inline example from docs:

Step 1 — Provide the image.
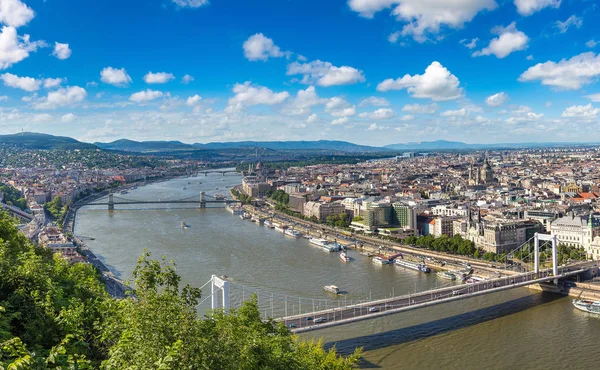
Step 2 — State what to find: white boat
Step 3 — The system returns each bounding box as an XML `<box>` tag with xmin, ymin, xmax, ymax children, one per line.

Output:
<box><xmin>323</xmin><ymin>285</ymin><xmax>340</xmax><ymax>294</ymax></box>
<box><xmin>180</xmin><ymin>221</ymin><xmax>190</xmax><ymax>229</ymax></box>
<box><xmin>573</xmin><ymin>299</ymin><xmax>600</xmax><ymax>314</ymax></box>
<box><xmin>395</xmin><ymin>259</ymin><xmax>430</xmax><ymax>273</ymax></box>
<box><xmin>372</xmin><ymin>256</ymin><xmax>392</xmax><ymax>265</ymax></box>
<box><xmin>284</xmin><ymin>229</ymin><xmax>301</xmax><ymax>238</ymax></box>
<box><xmin>264</xmin><ymin>220</ymin><xmax>275</xmax><ymax>228</ymax></box>
<box><xmin>340</xmin><ymin>252</ymin><xmax>350</xmax><ymax>262</ymax></box>
<box><xmin>309</xmin><ymin>238</ymin><xmax>339</xmax><ymax>252</ymax></box>
<box><xmin>226</xmin><ymin>205</ymin><xmax>243</xmax><ymax>215</ymax></box>
<box><xmin>437</xmin><ymin>271</ymin><xmax>457</xmax><ymax>280</ymax></box>
<box><xmin>274</xmin><ymin>225</ymin><xmax>287</xmax><ymax>233</ymax></box>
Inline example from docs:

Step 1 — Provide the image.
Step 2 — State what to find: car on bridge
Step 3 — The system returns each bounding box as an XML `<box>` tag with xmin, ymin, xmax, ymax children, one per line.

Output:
<box><xmin>368</xmin><ymin>307</ymin><xmax>380</xmax><ymax>312</ymax></box>
<box><xmin>288</xmin><ymin>323</ymin><xmax>297</xmax><ymax>328</ymax></box>
<box><xmin>305</xmin><ymin>317</ymin><xmax>313</xmax><ymax>321</ymax></box>
<box><xmin>315</xmin><ymin>317</ymin><xmax>327</xmax><ymax>323</ymax></box>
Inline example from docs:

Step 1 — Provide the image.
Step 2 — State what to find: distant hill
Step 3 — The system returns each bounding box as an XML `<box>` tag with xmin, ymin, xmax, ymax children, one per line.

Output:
<box><xmin>0</xmin><ymin>132</ymin><xmax>98</xmax><ymax>150</ymax></box>
<box><xmin>384</xmin><ymin>140</ymin><xmax>593</xmax><ymax>150</ymax></box>
<box><xmin>193</xmin><ymin>140</ymin><xmax>390</xmax><ymax>152</ymax></box>
<box><xmin>95</xmin><ymin>139</ymin><xmax>196</xmax><ymax>153</ymax></box>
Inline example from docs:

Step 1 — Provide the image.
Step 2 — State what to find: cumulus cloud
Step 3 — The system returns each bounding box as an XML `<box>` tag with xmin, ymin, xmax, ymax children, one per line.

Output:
<box><xmin>0</xmin><ymin>72</ymin><xmax>39</xmax><ymax>91</ymax></box>
<box><xmin>186</xmin><ymin>94</ymin><xmax>202</xmax><ymax>106</ymax></box>
<box><xmin>287</xmin><ymin>60</ymin><xmax>365</xmax><ymax>87</ymax></box>
<box><xmin>33</xmin><ymin>86</ymin><xmax>87</xmax><ymax>109</ymax></box>
<box><xmin>587</xmin><ymin>40</ymin><xmax>598</xmax><ymax>49</ymax></box>
<box><xmin>585</xmin><ymin>94</ymin><xmax>600</xmax><ymax>102</ymax></box>
<box><xmin>181</xmin><ymin>74</ymin><xmax>194</xmax><ymax>84</ymax></box>
<box><xmin>519</xmin><ymin>52</ymin><xmax>600</xmax><ymax>90</ymax></box>
<box><xmin>514</xmin><ymin>0</ymin><xmax>560</xmax><ymax>16</ymax></box>
<box><xmin>0</xmin><ymin>0</ymin><xmax>34</xmax><ymax>28</ymax></box>
<box><xmin>400</xmin><ymin>114</ymin><xmax>414</xmax><ymax>121</ymax></box>
<box><xmin>555</xmin><ymin>15</ymin><xmax>582</xmax><ymax>33</ymax></box>
<box><xmin>367</xmin><ymin>123</ymin><xmax>387</xmax><ymax>131</ymax></box>
<box><xmin>485</xmin><ymin>92</ymin><xmax>508</xmax><ymax>107</ymax></box>
<box><xmin>0</xmin><ymin>26</ymin><xmax>45</xmax><ymax>69</ymax></box>
<box><xmin>473</xmin><ymin>23</ymin><xmax>528</xmax><ymax>59</ymax></box>
<box><xmin>226</xmin><ymin>81</ymin><xmax>290</xmax><ymax>112</ymax></box>
<box><xmin>460</xmin><ymin>38</ymin><xmax>479</xmax><ymax>49</ymax></box>
<box><xmin>325</xmin><ymin>97</ymin><xmax>356</xmax><ymax>117</ymax></box>
<box><xmin>282</xmin><ymin>86</ymin><xmax>326</xmax><ymax>115</ymax></box>
<box><xmin>388</xmin><ymin>31</ymin><xmax>401</xmax><ymax>44</ymax></box>
<box><xmin>441</xmin><ymin>108</ymin><xmax>468</xmax><ymax>117</ymax></box>
<box><xmin>129</xmin><ymin>89</ymin><xmax>164</xmax><ymax>103</ymax></box>
<box><xmin>347</xmin><ymin>0</ymin><xmax>497</xmax><ymax>42</ymax></box>
<box><xmin>100</xmin><ymin>67</ymin><xmax>132</xmax><ymax>87</ymax></box>
<box><xmin>243</xmin><ymin>33</ymin><xmax>285</xmax><ymax>61</ymax></box>
<box><xmin>402</xmin><ymin>103</ymin><xmax>438</xmax><ymax>114</ymax></box>
<box><xmin>144</xmin><ymin>72</ymin><xmax>175</xmax><ymax>84</ymax></box>
<box><xmin>61</xmin><ymin>113</ymin><xmax>76</xmax><ymax>122</ymax></box>
<box><xmin>172</xmin><ymin>0</ymin><xmax>209</xmax><ymax>8</ymax></box>
<box><xmin>359</xmin><ymin>96</ymin><xmax>390</xmax><ymax>107</ymax></box>
<box><xmin>307</xmin><ymin>113</ymin><xmax>318</xmax><ymax>123</ymax></box>
<box><xmin>359</xmin><ymin>108</ymin><xmax>395</xmax><ymax>120</ymax></box>
<box><xmin>330</xmin><ymin>117</ymin><xmax>349</xmax><ymax>125</ymax></box>
<box><xmin>52</xmin><ymin>42</ymin><xmax>71</xmax><ymax>60</ymax></box>
<box><xmin>377</xmin><ymin>61</ymin><xmax>463</xmax><ymax>101</ymax></box>
<box><xmin>561</xmin><ymin>104</ymin><xmax>600</xmax><ymax>118</ymax></box>
<box><xmin>43</xmin><ymin>78</ymin><xmax>64</xmax><ymax>89</ymax></box>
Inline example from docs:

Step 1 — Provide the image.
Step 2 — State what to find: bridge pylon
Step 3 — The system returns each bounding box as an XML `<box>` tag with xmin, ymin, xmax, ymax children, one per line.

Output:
<box><xmin>108</xmin><ymin>193</ymin><xmax>114</xmax><ymax>211</ymax></box>
<box><xmin>200</xmin><ymin>192</ymin><xmax>206</xmax><ymax>208</ymax></box>
<box><xmin>211</xmin><ymin>275</ymin><xmax>230</xmax><ymax>313</ymax></box>
<box><xmin>534</xmin><ymin>233</ymin><xmax>558</xmax><ymax>284</ymax></box>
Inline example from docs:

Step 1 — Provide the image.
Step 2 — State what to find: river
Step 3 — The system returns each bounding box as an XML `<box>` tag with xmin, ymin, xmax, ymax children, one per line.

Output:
<box><xmin>75</xmin><ymin>173</ymin><xmax>600</xmax><ymax>369</ymax></box>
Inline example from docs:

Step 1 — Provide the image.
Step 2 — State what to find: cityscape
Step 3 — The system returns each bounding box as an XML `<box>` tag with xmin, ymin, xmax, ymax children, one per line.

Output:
<box><xmin>2</xmin><ymin>0</ymin><xmax>600</xmax><ymax>369</ymax></box>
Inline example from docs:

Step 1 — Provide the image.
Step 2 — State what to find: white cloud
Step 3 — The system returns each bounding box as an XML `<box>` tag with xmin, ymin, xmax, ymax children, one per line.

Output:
<box><xmin>585</xmin><ymin>93</ymin><xmax>600</xmax><ymax>102</ymax></box>
<box><xmin>348</xmin><ymin>0</ymin><xmax>497</xmax><ymax>42</ymax></box>
<box><xmin>171</xmin><ymin>0</ymin><xmax>209</xmax><ymax>8</ymax></box>
<box><xmin>0</xmin><ymin>72</ymin><xmax>39</xmax><ymax>91</ymax></box>
<box><xmin>143</xmin><ymin>72</ymin><xmax>175</xmax><ymax>84</ymax></box>
<box><xmin>0</xmin><ymin>26</ymin><xmax>45</xmax><ymax>69</ymax></box>
<box><xmin>555</xmin><ymin>15</ymin><xmax>582</xmax><ymax>34</ymax></box>
<box><xmin>359</xmin><ymin>108</ymin><xmax>395</xmax><ymax>119</ymax></box>
<box><xmin>181</xmin><ymin>74</ymin><xmax>194</xmax><ymax>84</ymax></box>
<box><xmin>402</xmin><ymin>103</ymin><xmax>438</xmax><ymax>114</ymax></box>
<box><xmin>43</xmin><ymin>78</ymin><xmax>64</xmax><ymax>89</ymax></box>
<box><xmin>307</xmin><ymin>113</ymin><xmax>318</xmax><ymax>123</ymax></box>
<box><xmin>243</xmin><ymin>33</ymin><xmax>284</xmax><ymax>61</ymax></box>
<box><xmin>400</xmin><ymin>114</ymin><xmax>414</xmax><ymax>121</ymax></box>
<box><xmin>485</xmin><ymin>92</ymin><xmax>508</xmax><ymax>107</ymax></box>
<box><xmin>325</xmin><ymin>97</ymin><xmax>356</xmax><ymax>117</ymax></box>
<box><xmin>377</xmin><ymin>61</ymin><xmax>463</xmax><ymax>101</ymax></box>
<box><xmin>100</xmin><ymin>67</ymin><xmax>132</xmax><ymax>87</ymax></box>
<box><xmin>33</xmin><ymin>86</ymin><xmax>87</xmax><ymax>110</ymax></box>
<box><xmin>460</xmin><ymin>38</ymin><xmax>478</xmax><ymax>49</ymax></box>
<box><xmin>52</xmin><ymin>42</ymin><xmax>71</xmax><ymax>60</ymax></box>
<box><xmin>367</xmin><ymin>123</ymin><xmax>387</xmax><ymax>131</ymax></box>
<box><xmin>32</xmin><ymin>113</ymin><xmax>52</xmax><ymax>123</ymax></box>
<box><xmin>519</xmin><ymin>52</ymin><xmax>600</xmax><ymax>90</ymax></box>
<box><xmin>186</xmin><ymin>94</ymin><xmax>202</xmax><ymax>106</ymax></box>
<box><xmin>282</xmin><ymin>86</ymin><xmax>325</xmax><ymax>115</ymax></box>
<box><xmin>359</xmin><ymin>96</ymin><xmax>390</xmax><ymax>107</ymax></box>
<box><xmin>526</xmin><ymin>55</ymin><xmax>534</xmax><ymax>60</ymax></box>
<box><xmin>388</xmin><ymin>31</ymin><xmax>401</xmax><ymax>43</ymax></box>
<box><xmin>61</xmin><ymin>113</ymin><xmax>76</xmax><ymax>122</ymax></box>
<box><xmin>441</xmin><ymin>108</ymin><xmax>468</xmax><ymax>117</ymax></box>
<box><xmin>287</xmin><ymin>60</ymin><xmax>365</xmax><ymax>87</ymax></box>
<box><xmin>0</xmin><ymin>0</ymin><xmax>34</xmax><ymax>28</ymax></box>
<box><xmin>473</xmin><ymin>23</ymin><xmax>528</xmax><ymax>59</ymax></box>
<box><xmin>586</xmin><ymin>40</ymin><xmax>598</xmax><ymax>49</ymax></box>
<box><xmin>226</xmin><ymin>81</ymin><xmax>290</xmax><ymax>112</ymax></box>
<box><xmin>129</xmin><ymin>89</ymin><xmax>164</xmax><ymax>103</ymax></box>
<box><xmin>514</xmin><ymin>0</ymin><xmax>560</xmax><ymax>16</ymax></box>
<box><xmin>330</xmin><ymin>117</ymin><xmax>349</xmax><ymax>125</ymax></box>
<box><xmin>561</xmin><ymin>104</ymin><xmax>600</xmax><ymax>118</ymax></box>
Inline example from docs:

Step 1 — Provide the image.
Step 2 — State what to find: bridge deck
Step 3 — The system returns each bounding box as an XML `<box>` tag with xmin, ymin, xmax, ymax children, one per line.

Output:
<box><xmin>86</xmin><ymin>200</ymin><xmax>239</xmax><ymax>206</ymax></box>
<box><xmin>282</xmin><ymin>268</ymin><xmax>587</xmax><ymax>333</ymax></box>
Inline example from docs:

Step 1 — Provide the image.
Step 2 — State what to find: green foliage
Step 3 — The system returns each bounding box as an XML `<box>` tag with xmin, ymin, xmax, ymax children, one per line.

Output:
<box><xmin>0</xmin><ymin>213</ymin><xmax>360</xmax><ymax>369</ymax></box>
<box><xmin>230</xmin><ymin>189</ymin><xmax>253</xmax><ymax>205</ymax></box>
<box><xmin>270</xmin><ymin>189</ymin><xmax>289</xmax><ymax>205</ymax></box>
<box><xmin>326</xmin><ymin>213</ymin><xmax>350</xmax><ymax>228</ymax></box>
<box><xmin>0</xmin><ymin>184</ymin><xmax>27</xmax><ymax>211</ymax></box>
<box><xmin>44</xmin><ymin>196</ymin><xmax>67</xmax><ymax>222</ymax></box>
<box><xmin>404</xmin><ymin>234</ymin><xmax>484</xmax><ymax>259</ymax></box>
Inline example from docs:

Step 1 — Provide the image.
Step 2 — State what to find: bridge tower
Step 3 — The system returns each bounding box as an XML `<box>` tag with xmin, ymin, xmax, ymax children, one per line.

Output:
<box><xmin>211</xmin><ymin>275</ymin><xmax>230</xmax><ymax>312</ymax></box>
<box><xmin>108</xmin><ymin>193</ymin><xmax>114</xmax><ymax>211</ymax></box>
<box><xmin>534</xmin><ymin>233</ymin><xmax>558</xmax><ymax>284</ymax></box>
<box><xmin>200</xmin><ymin>192</ymin><xmax>206</xmax><ymax>208</ymax></box>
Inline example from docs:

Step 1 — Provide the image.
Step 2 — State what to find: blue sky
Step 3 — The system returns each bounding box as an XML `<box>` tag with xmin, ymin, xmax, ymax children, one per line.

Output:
<box><xmin>0</xmin><ymin>0</ymin><xmax>599</xmax><ymax>145</ymax></box>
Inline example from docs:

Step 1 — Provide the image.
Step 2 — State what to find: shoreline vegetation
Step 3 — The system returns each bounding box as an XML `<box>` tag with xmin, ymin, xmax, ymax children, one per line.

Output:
<box><xmin>0</xmin><ymin>199</ymin><xmax>361</xmax><ymax>368</ymax></box>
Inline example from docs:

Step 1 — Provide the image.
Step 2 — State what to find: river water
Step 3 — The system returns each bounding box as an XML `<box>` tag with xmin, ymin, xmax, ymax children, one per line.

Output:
<box><xmin>75</xmin><ymin>174</ymin><xmax>600</xmax><ymax>369</ymax></box>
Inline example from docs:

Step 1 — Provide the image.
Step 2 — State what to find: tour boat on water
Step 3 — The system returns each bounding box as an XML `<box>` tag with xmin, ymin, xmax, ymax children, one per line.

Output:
<box><xmin>284</xmin><ymin>229</ymin><xmax>302</xmax><ymax>238</ymax></box>
<box><xmin>394</xmin><ymin>259</ymin><xmax>430</xmax><ymax>273</ymax></box>
<box><xmin>309</xmin><ymin>238</ymin><xmax>341</xmax><ymax>252</ymax></box>
<box><xmin>573</xmin><ymin>299</ymin><xmax>600</xmax><ymax>314</ymax></box>
<box><xmin>264</xmin><ymin>220</ymin><xmax>275</xmax><ymax>228</ymax></box>
<box><xmin>323</xmin><ymin>285</ymin><xmax>340</xmax><ymax>294</ymax></box>
<box><xmin>340</xmin><ymin>252</ymin><xmax>351</xmax><ymax>262</ymax></box>
<box><xmin>274</xmin><ymin>224</ymin><xmax>287</xmax><ymax>233</ymax></box>
<box><xmin>437</xmin><ymin>271</ymin><xmax>457</xmax><ymax>280</ymax></box>
<box><xmin>180</xmin><ymin>221</ymin><xmax>190</xmax><ymax>229</ymax></box>
<box><xmin>372</xmin><ymin>256</ymin><xmax>392</xmax><ymax>265</ymax></box>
